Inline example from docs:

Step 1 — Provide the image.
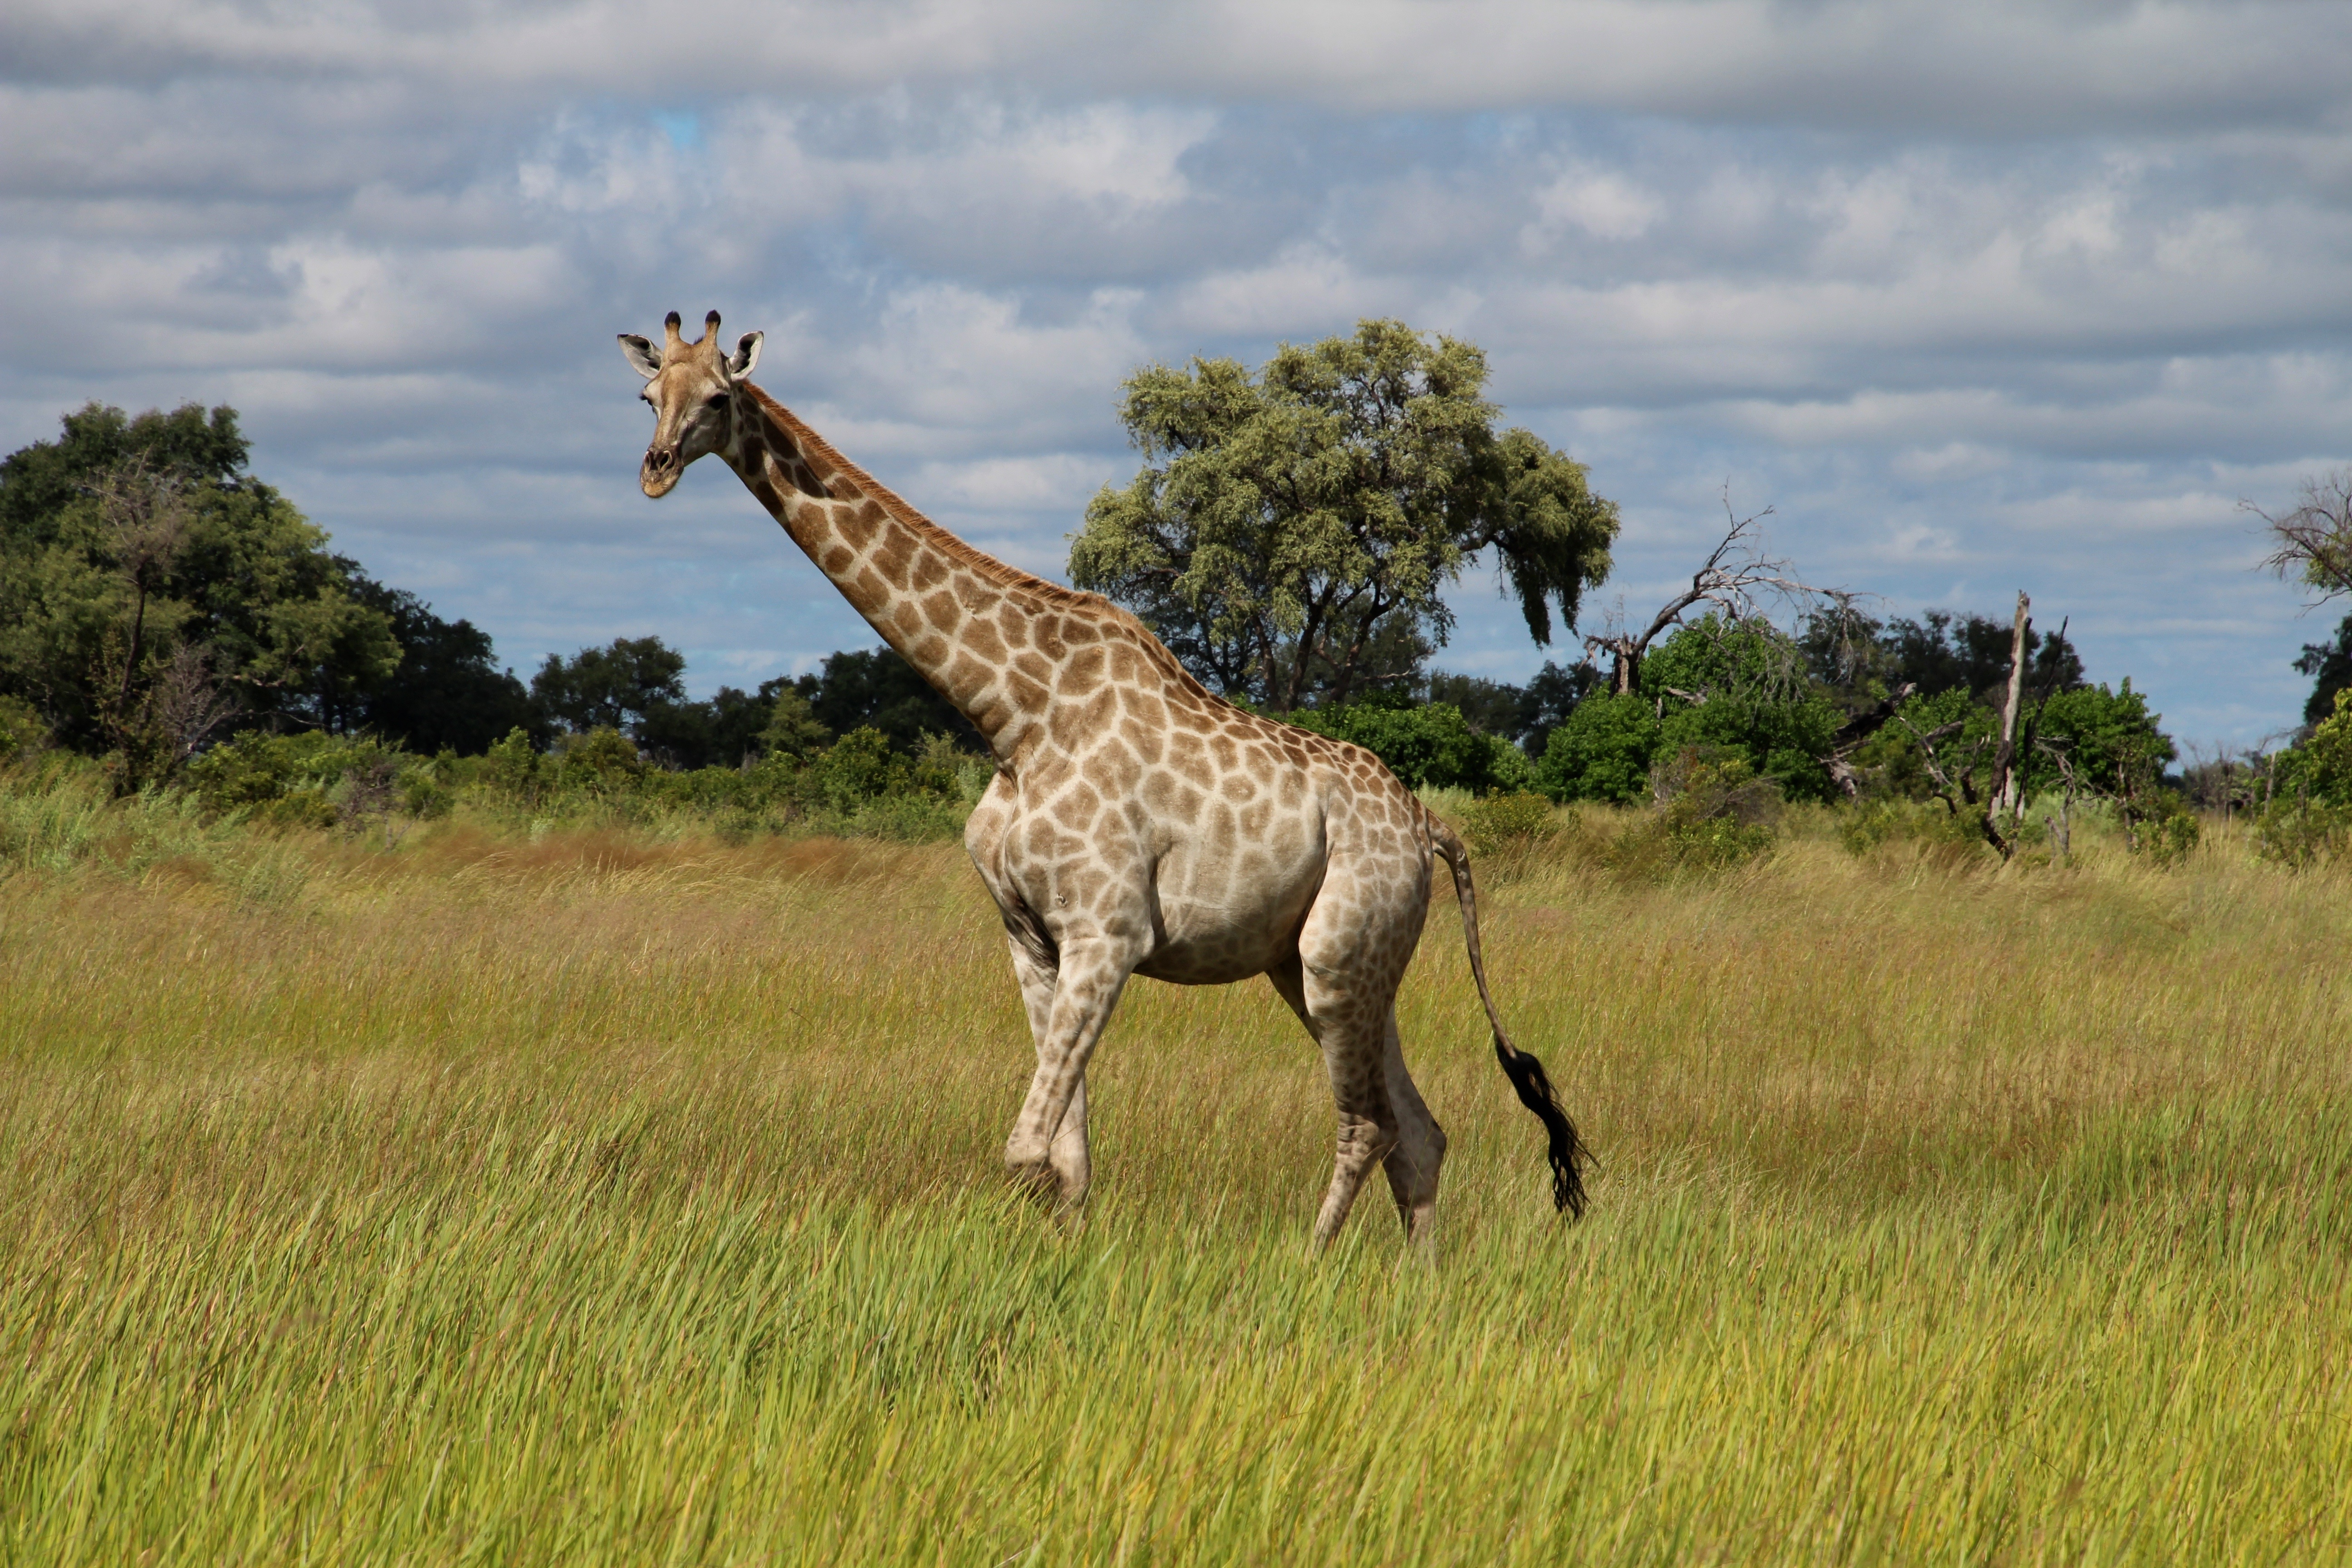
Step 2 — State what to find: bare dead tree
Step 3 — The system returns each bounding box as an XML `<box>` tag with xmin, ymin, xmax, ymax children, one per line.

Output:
<box><xmin>2245</xmin><ymin>470</ymin><xmax>2352</xmax><ymax>605</ymax></box>
<box><xmin>89</xmin><ymin>460</ymin><xmax>195</xmax><ymax>714</ymax></box>
<box><xmin>1984</xmin><ymin>592</ymin><xmax>2032</xmax><ymax>855</ymax></box>
<box><xmin>1892</xmin><ymin>709</ymin><xmax>1973</xmax><ymax>811</ymax></box>
<box><xmin>145</xmin><ymin>643</ymin><xmax>238</xmax><ymax>766</ymax></box>
<box><xmin>1820</xmin><ymin>681</ymin><xmax>1918</xmax><ymax>797</ymax></box>
<box><xmin>1581</xmin><ymin>494</ymin><xmax>1861</xmax><ymax>696</ymax></box>
<box><xmin>2035</xmin><ymin>733</ymin><xmax>2080</xmax><ymax>863</ymax></box>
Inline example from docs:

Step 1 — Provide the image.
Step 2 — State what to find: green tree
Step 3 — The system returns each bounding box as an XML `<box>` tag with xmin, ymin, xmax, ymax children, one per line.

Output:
<box><xmin>2293</xmin><ymin>612</ymin><xmax>2352</xmax><ymax>728</ymax></box>
<box><xmin>1070</xmin><ymin>319</ymin><xmax>1618</xmax><ymax>710</ymax></box>
<box><xmin>1803</xmin><ymin>605</ymin><xmax>2085</xmax><ymax>715</ymax></box>
<box><xmin>0</xmin><ymin>402</ymin><xmax>399</xmax><ymax>783</ymax></box>
<box><xmin>2291</xmin><ymin>688</ymin><xmax>2352</xmax><ymax>804</ymax></box>
<box><xmin>1282</xmin><ymin>697</ymin><xmax>1534</xmax><ymax>794</ymax></box>
<box><xmin>792</xmin><ymin>646</ymin><xmax>981</xmax><ymax>754</ymax></box>
<box><xmin>529</xmin><ymin>637</ymin><xmax>688</xmax><ymax>738</ymax></box>
<box><xmin>342</xmin><ymin>573</ymin><xmax>530</xmax><ymax>754</ymax></box>
<box><xmin>2028</xmin><ymin>680</ymin><xmax>2176</xmax><ymax>802</ymax></box>
<box><xmin>1643</xmin><ymin>616</ymin><xmax>1842</xmax><ymax>802</ymax></box>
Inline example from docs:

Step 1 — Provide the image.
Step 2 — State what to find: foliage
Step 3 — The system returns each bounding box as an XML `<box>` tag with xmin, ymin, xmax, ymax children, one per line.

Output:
<box><xmin>2293</xmin><ymin>611</ymin><xmax>2352</xmax><ymax>727</ymax></box>
<box><xmin>522</xmin><ymin>641</ymin><xmax>982</xmax><ymax>772</ymax></box>
<box><xmin>1534</xmin><ymin>691</ymin><xmax>1661</xmax><ymax>804</ymax></box>
<box><xmin>530</xmin><ymin>637</ymin><xmax>688</xmax><ymax>738</ymax></box>
<box><xmin>164</xmin><ymin>712</ymin><xmax>992</xmax><ymax>848</ymax></box>
<box><xmin>2253</xmin><ymin>467</ymin><xmax>2352</xmax><ymax>604</ymax></box>
<box><xmin>183</xmin><ymin>730</ymin><xmax>421</xmax><ymax>831</ymax></box>
<box><xmin>2254</xmin><ymin>690</ymin><xmax>2352</xmax><ymax>867</ymax></box>
<box><xmin>2130</xmin><ymin>789</ymin><xmax>2201</xmax><ymax>867</ymax></box>
<box><xmin>1426</xmin><ymin>659</ymin><xmax>1597</xmax><ymax>755</ymax></box>
<box><xmin>758</xmin><ymin>687</ymin><xmax>831</xmax><ymax>760</ymax></box>
<box><xmin>1643</xmin><ymin>617</ymin><xmax>1842</xmax><ymax>802</ymax></box>
<box><xmin>342</xmin><ymin>573</ymin><xmax>531</xmax><ymax>753</ymax></box>
<box><xmin>0</xmin><ymin>695</ymin><xmax>49</xmax><ymax>763</ymax></box>
<box><xmin>2297</xmin><ymin>687</ymin><xmax>2352</xmax><ymax>804</ymax></box>
<box><xmin>1835</xmin><ymin>797</ymin><xmax>1998</xmax><ymax>860</ymax></box>
<box><xmin>1070</xmin><ymin>319</ymin><xmax>1617</xmax><ymax>709</ymax></box>
<box><xmin>1804</xmin><ymin>605</ymin><xmax>2084</xmax><ymax>712</ymax></box>
<box><xmin>1460</xmin><ymin>792</ymin><xmax>1557</xmax><ymax>857</ymax></box>
<box><xmin>1282</xmin><ymin>698</ymin><xmax>1534</xmax><ymax>795</ymax></box>
<box><xmin>1622</xmin><ymin>749</ymin><xmax>1780</xmax><ymax>872</ymax></box>
<box><xmin>0</xmin><ymin>403</ymin><xmax>401</xmax><ymax>782</ymax></box>
<box><xmin>792</xmin><ymin>645</ymin><xmax>983</xmax><ymax>754</ymax></box>
<box><xmin>1535</xmin><ymin>616</ymin><xmax>1838</xmax><ymax>806</ymax></box>
<box><xmin>2028</xmin><ymin>680</ymin><xmax>2176</xmax><ymax>799</ymax></box>
<box><xmin>2253</xmin><ymin>795</ymin><xmax>2352</xmax><ymax>868</ymax></box>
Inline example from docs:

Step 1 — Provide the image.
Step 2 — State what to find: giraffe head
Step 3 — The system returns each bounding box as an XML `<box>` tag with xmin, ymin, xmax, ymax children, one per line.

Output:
<box><xmin>618</xmin><ymin>309</ymin><xmax>764</xmax><ymax>498</ymax></box>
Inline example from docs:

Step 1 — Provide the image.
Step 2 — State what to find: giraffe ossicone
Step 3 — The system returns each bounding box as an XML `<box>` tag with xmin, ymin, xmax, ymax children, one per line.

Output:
<box><xmin>619</xmin><ymin>309</ymin><xmax>1589</xmax><ymax>1245</ymax></box>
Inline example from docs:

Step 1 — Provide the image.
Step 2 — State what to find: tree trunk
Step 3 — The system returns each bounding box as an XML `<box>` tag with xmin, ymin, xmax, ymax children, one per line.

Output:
<box><xmin>1986</xmin><ymin>591</ymin><xmax>2030</xmax><ymax>854</ymax></box>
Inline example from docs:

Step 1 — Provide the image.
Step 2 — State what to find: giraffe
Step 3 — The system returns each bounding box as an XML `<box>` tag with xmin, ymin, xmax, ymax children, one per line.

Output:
<box><xmin>620</xmin><ymin>310</ymin><xmax>1588</xmax><ymax>1245</ymax></box>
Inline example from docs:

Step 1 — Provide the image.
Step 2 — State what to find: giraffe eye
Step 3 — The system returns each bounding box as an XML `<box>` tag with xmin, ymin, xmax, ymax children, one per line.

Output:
<box><xmin>705</xmin><ymin>392</ymin><xmax>729</xmax><ymax>409</ymax></box>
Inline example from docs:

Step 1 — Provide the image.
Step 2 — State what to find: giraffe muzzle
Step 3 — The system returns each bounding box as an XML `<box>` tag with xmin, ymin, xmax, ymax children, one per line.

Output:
<box><xmin>640</xmin><ymin>445</ymin><xmax>682</xmax><ymax>497</ymax></box>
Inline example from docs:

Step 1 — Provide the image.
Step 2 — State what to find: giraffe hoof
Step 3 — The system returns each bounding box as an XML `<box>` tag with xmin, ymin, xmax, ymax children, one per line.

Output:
<box><xmin>1004</xmin><ymin>1154</ymin><xmax>1059</xmax><ymax>1202</ymax></box>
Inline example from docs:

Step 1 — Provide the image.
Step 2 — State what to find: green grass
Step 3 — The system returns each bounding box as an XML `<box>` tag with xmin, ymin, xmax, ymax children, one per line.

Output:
<box><xmin>2</xmin><ymin>816</ymin><xmax>2348</xmax><ymax>1563</ymax></box>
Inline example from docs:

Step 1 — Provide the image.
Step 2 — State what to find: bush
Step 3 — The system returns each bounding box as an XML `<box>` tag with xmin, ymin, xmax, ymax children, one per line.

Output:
<box><xmin>1462</xmin><ymin>792</ymin><xmax>1556</xmax><ymax>857</ymax></box>
<box><xmin>2254</xmin><ymin>798</ymin><xmax>2352</xmax><ymax>868</ymax></box>
<box><xmin>2290</xmin><ymin>688</ymin><xmax>2352</xmax><ymax>805</ymax></box>
<box><xmin>1536</xmin><ymin>692</ymin><xmax>1660</xmax><ymax>803</ymax></box>
<box><xmin>1283</xmin><ymin>701</ymin><xmax>1528</xmax><ymax>794</ymax></box>
<box><xmin>1605</xmin><ymin>749</ymin><xmax>1778</xmax><ymax>874</ymax></box>
<box><xmin>1837</xmin><ymin>798</ymin><xmax>1990</xmax><ymax>859</ymax></box>
<box><xmin>2129</xmin><ymin>791</ymin><xmax>2200</xmax><ymax>867</ymax></box>
<box><xmin>0</xmin><ymin>696</ymin><xmax>50</xmax><ymax>763</ymax></box>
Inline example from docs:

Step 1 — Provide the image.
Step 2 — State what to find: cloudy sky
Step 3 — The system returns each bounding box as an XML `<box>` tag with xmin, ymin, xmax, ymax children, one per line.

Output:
<box><xmin>7</xmin><ymin>0</ymin><xmax>2352</xmax><ymax>745</ymax></box>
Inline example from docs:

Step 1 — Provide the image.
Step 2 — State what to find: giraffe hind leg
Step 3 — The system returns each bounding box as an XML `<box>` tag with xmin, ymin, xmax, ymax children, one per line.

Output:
<box><xmin>1269</xmin><ymin>957</ymin><xmax>1401</xmax><ymax>1249</ymax></box>
<box><xmin>1377</xmin><ymin>1006</ymin><xmax>1447</xmax><ymax>1248</ymax></box>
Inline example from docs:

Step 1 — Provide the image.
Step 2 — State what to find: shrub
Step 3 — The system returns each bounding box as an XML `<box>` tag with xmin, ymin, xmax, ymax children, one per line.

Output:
<box><xmin>1462</xmin><ymin>792</ymin><xmax>1555</xmax><ymax>857</ymax></box>
<box><xmin>1536</xmin><ymin>692</ymin><xmax>1660</xmax><ymax>803</ymax></box>
<box><xmin>2254</xmin><ymin>798</ymin><xmax>2352</xmax><ymax>868</ymax></box>
<box><xmin>1837</xmin><ymin>798</ymin><xmax>1990</xmax><ymax>859</ymax></box>
<box><xmin>553</xmin><ymin>727</ymin><xmax>645</xmax><ymax>792</ymax></box>
<box><xmin>1603</xmin><ymin>748</ymin><xmax>1779</xmax><ymax>876</ymax></box>
<box><xmin>0</xmin><ymin>696</ymin><xmax>50</xmax><ymax>763</ymax></box>
<box><xmin>1283</xmin><ymin>701</ymin><xmax>1526</xmax><ymax>794</ymax></box>
<box><xmin>185</xmin><ymin>731</ymin><xmax>403</xmax><ymax>819</ymax></box>
<box><xmin>2129</xmin><ymin>791</ymin><xmax>2200</xmax><ymax>867</ymax></box>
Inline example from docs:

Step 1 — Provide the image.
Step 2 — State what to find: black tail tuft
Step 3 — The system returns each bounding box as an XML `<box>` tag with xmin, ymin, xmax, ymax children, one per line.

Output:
<box><xmin>1494</xmin><ymin>1038</ymin><xmax>1589</xmax><ymax>1220</ymax></box>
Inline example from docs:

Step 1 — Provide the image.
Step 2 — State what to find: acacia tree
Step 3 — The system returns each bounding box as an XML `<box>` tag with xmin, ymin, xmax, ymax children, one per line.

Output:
<box><xmin>1069</xmin><ymin>320</ymin><xmax>1619</xmax><ymax>710</ymax></box>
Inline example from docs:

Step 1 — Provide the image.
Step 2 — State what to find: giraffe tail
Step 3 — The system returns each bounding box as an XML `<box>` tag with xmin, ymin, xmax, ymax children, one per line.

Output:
<box><xmin>1424</xmin><ymin>807</ymin><xmax>1590</xmax><ymax>1220</ymax></box>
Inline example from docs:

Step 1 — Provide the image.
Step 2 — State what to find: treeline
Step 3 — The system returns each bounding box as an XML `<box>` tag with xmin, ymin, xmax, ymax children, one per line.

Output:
<box><xmin>4</xmin><ymin>397</ymin><xmax>2347</xmax><ymax>866</ymax></box>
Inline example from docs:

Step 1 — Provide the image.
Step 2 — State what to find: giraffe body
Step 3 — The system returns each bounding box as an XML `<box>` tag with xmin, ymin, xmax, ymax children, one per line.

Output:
<box><xmin>621</xmin><ymin>312</ymin><xmax>1586</xmax><ymax>1245</ymax></box>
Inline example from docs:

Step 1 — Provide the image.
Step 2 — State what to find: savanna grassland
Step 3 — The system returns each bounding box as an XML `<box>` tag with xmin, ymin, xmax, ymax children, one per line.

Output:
<box><xmin>2</xmin><ymin>800</ymin><xmax>2348</xmax><ymax>1565</ymax></box>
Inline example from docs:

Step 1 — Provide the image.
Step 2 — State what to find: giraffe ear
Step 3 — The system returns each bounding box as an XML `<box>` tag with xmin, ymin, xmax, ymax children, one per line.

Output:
<box><xmin>725</xmin><ymin>331</ymin><xmax>763</xmax><ymax>381</ymax></box>
<box><xmin>618</xmin><ymin>334</ymin><xmax>662</xmax><ymax>380</ymax></box>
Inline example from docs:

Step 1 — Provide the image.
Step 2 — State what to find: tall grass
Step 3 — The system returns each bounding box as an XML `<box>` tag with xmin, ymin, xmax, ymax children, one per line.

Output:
<box><xmin>2</xmin><ymin>813</ymin><xmax>2347</xmax><ymax>1563</ymax></box>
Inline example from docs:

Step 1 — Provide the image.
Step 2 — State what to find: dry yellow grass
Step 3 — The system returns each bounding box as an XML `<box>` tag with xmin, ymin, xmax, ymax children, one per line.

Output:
<box><xmin>2</xmin><ymin>813</ymin><xmax>2348</xmax><ymax>1563</ymax></box>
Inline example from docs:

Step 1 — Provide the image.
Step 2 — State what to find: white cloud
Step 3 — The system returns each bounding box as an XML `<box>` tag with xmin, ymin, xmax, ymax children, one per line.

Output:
<box><xmin>1526</xmin><ymin>167</ymin><xmax>1663</xmax><ymax>245</ymax></box>
<box><xmin>4</xmin><ymin>3</ymin><xmax>2351</xmax><ymax>739</ymax></box>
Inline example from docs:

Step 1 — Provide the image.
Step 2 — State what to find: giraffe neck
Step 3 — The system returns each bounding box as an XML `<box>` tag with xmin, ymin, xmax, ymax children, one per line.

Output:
<box><xmin>718</xmin><ymin>383</ymin><xmax>1070</xmax><ymax>760</ymax></box>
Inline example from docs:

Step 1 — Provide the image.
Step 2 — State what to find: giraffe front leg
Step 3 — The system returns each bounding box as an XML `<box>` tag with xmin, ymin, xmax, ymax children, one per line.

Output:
<box><xmin>1003</xmin><ymin>939</ymin><xmax>1093</xmax><ymax>1207</ymax></box>
<box><xmin>1004</xmin><ymin>937</ymin><xmax>1131</xmax><ymax>1209</ymax></box>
